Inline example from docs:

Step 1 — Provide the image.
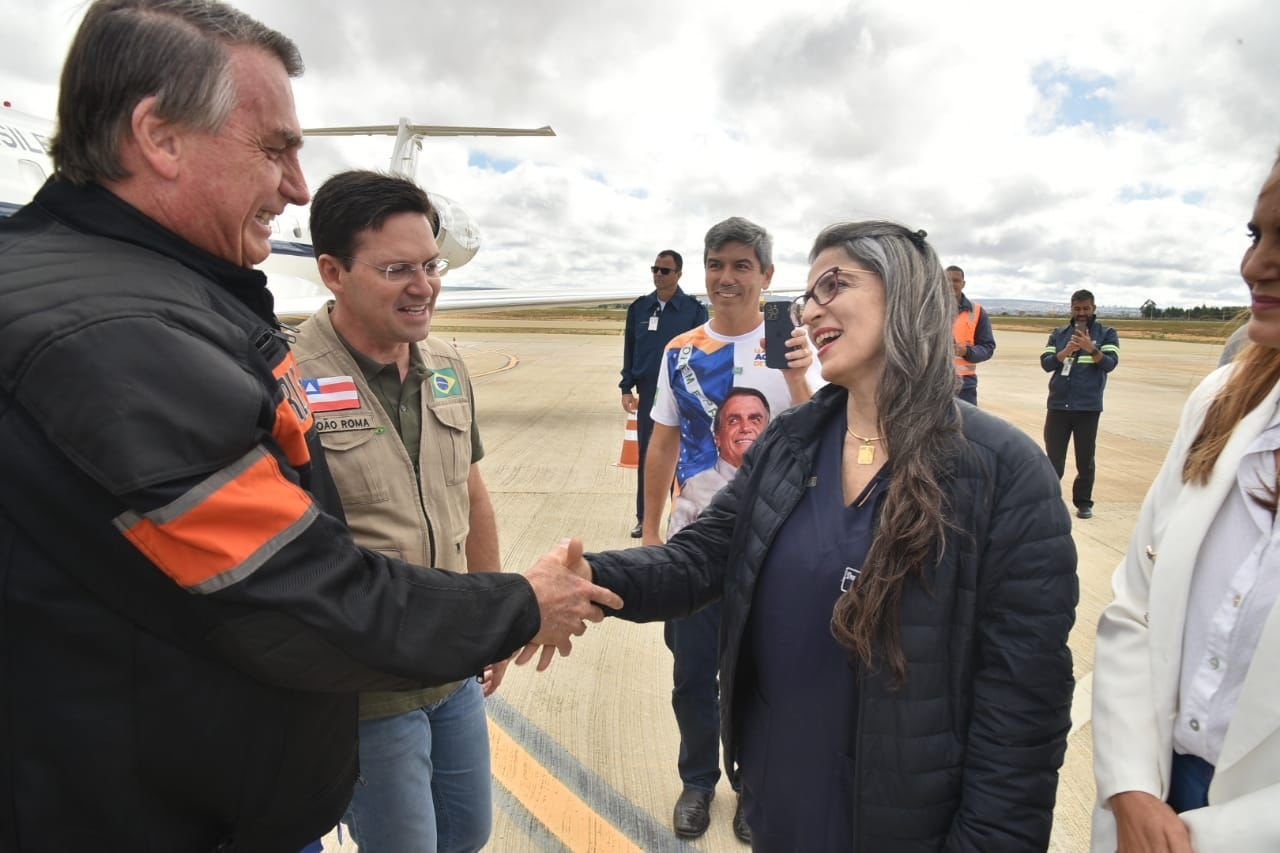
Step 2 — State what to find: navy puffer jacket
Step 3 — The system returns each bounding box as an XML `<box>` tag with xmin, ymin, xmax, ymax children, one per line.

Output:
<box><xmin>588</xmin><ymin>385</ymin><xmax>1077</xmax><ymax>851</ymax></box>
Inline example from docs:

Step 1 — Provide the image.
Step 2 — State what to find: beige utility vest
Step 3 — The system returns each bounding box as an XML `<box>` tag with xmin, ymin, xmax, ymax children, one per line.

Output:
<box><xmin>292</xmin><ymin>305</ymin><xmax>475</xmax><ymax>718</ymax></box>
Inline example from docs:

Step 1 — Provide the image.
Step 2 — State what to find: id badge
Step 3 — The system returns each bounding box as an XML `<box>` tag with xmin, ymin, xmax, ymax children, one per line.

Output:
<box><xmin>1061</xmin><ymin>357</ymin><xmax>1073</xmax><ymax>377</ymax></box>
<box><xmin>648</xmin><ymin>315</ymin><xmax>660</xmax><ymax>332</ymax></box>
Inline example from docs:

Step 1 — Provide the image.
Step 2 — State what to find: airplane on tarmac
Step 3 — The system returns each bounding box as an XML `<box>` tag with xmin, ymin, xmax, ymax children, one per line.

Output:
<box><xmin>0</xmin><ymin>102</ymin><xmax>641</xmax><ymax>316</ymax></box>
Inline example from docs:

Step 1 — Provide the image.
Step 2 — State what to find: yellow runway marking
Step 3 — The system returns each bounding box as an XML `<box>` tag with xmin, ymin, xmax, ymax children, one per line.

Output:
<box><xmin>488</xmin><ymin>717</ymin><xmax>642</xmax><ymax>853</ymax></box>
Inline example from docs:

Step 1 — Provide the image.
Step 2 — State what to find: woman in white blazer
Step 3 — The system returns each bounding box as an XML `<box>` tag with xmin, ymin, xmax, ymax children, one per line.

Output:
<box><xmin>1092</xmin><ymin>154</ymin><xmax>1280</xmax><ymax>852</ymax></box>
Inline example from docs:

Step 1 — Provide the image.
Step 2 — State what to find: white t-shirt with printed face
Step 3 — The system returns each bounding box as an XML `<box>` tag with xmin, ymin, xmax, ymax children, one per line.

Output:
<box><xmin>652</xmin><ymin>320</ymin><xmax>822</xmax><ymax>487</ymax></box>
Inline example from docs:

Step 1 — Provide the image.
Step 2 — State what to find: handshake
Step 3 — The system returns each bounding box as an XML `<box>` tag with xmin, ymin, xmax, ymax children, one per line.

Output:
<box><xmin>516</xmin><ymin>537</ymin><xmax>623</xmax><ymax>671</ymax></box>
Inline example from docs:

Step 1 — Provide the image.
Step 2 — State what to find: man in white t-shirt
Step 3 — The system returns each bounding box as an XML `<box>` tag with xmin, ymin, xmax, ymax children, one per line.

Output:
<box><xmin>642</xmin><ymin>216</ymin><xmax>819</xmax><ymax>844</ymax></box>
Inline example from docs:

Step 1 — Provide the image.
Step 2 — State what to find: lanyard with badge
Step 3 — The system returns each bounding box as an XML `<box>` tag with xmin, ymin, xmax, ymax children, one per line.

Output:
<box><xmin>648</xmin><ymin>303</ymin><xmax>662</xmax><ymax>332</ymax></box>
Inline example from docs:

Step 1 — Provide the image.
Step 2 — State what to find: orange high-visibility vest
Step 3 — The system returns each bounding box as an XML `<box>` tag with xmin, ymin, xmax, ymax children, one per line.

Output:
<box><xmin>954</xmin><ymin>304</ymin><xmax>981</xmax><ymax>377</ymax></box>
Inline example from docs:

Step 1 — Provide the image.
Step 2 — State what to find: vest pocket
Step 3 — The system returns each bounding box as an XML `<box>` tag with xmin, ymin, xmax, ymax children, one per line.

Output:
<box><xmin>317</xmin><ymin>429</ymin><xmax>390</xmax><ymax>506</ymax></box>
<box><xmin>423</xmin><ymin>397</ymin><xmax>471</xmax><ymax>486</ymax></box>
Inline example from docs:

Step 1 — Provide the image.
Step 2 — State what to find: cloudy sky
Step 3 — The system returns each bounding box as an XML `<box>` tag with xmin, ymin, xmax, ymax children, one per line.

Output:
<box><xmin>3</xmin><ymin>0</ymin><xmax>1278</xmax><ymax>309</ymax></box>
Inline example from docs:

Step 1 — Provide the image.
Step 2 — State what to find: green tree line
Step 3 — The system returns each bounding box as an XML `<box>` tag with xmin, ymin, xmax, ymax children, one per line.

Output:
<box><xmin>1139</xmin><ymin>300</ymin><xmax>1246</xmax><ymax>320</ymax></box>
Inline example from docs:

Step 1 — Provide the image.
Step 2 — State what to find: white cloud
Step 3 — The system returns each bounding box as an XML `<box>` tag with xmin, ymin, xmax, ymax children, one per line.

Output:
<box><xmin>2</xmin><ymin>0</ymin><xmax>1277</xmax><ymax>309</ymax></box>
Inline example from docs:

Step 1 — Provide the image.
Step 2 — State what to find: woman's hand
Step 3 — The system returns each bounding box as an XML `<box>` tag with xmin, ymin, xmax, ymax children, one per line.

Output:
<box><xmin>1110</xmin><ymin>791</ymin><xmax>1193</xmax><ymax>853</ymax></box>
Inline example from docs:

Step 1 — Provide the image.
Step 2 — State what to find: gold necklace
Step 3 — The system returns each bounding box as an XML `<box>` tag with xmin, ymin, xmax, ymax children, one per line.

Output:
<box><xmin>846</xmin><ymin>427</ymin><xmax>881</xmax><ymax>465</ymax></box>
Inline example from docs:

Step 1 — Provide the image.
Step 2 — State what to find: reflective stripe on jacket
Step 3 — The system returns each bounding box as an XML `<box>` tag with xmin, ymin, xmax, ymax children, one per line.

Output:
<box><xmin>1040</xmin><ymin>319</ymin><xmax>1121</xmax><ymax>411</ymax></box>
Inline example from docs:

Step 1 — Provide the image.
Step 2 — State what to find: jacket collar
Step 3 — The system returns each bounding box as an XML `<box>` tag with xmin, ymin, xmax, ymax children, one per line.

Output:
<box><xmin>27</xmin><ymin>178</ymin><xmax>276</xmax><ymax>323</ymax></box>
<box><xmin>650</xmin><ymin>286</ymin><xmax>696</xmax><ymax>309</ymax></box>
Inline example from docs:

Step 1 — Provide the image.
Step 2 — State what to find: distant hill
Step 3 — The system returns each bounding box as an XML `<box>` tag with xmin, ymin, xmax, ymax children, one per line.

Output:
<box><xmin>973</xmin><ymin>297</ymin><xmax>1140</xmax><ymax>318</ymax></box>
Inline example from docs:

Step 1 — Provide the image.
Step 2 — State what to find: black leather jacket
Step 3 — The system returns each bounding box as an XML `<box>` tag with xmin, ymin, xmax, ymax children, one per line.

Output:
<box><xmin>589</xmin><ymin>386</ymin><xmax>1077</xmax><ymax>851</ymax></box>
<box><xmin>0</xmin><ymin>181</ymin><xmax>539</xmax><ymax>851</ymax></box>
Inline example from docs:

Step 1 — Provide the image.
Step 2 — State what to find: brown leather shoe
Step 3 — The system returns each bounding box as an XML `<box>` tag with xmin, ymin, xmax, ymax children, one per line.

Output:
<box><xmin>672</xmin><ymin>788</ymin><xmax>713</xmax><ymax>838</ymax></box>
<box><xmin>732</xmin><ymin>793</ymin><xmax>751</xmax><ymax>844</ymax></box>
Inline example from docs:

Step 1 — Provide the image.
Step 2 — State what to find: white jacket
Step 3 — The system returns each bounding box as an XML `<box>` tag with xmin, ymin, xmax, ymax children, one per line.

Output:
<box><xmin>1092</xmin><ymin>365</ymin><xmax>1280</xmax><ymax>852</ymax></box>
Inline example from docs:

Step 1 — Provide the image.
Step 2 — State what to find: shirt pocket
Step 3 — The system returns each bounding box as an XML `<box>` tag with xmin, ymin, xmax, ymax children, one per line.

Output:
<box><xmin>317</xmin><ymin>428</ymin><xmax>391</xmax><ymax>506</ymax></box>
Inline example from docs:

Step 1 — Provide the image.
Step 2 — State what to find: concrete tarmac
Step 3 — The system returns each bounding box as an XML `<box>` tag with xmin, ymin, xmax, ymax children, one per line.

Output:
<box><xmin>323</xmin><ymin>322</ymin><xmax>1224</xmax><ymax>852</ymax></box>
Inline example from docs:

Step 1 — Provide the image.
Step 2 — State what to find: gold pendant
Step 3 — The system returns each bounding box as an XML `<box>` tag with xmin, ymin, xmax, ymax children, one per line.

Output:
<box><xmin>857</xmin><ymin>443</ymin><xmax>875</xmax><ymax>465</ymax></box>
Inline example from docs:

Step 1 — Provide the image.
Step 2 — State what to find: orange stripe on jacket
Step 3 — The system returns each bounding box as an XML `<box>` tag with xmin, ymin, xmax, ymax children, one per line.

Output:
<box><xmin>273</xmin><ymin>351</ymin><xmax>314</xmax><ymax>467</ymax></box>
<box><xmin>116</xmin><ymin>447</ymin><xmax>317</xmax><ymax>593</ymax></box>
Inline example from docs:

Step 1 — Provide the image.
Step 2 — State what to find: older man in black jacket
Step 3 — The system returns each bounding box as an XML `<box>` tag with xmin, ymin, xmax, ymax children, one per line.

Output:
<box><xmin>0</xmin><ymin>2</ymin><xmax>617</xmax><ymax>848</ymax></box>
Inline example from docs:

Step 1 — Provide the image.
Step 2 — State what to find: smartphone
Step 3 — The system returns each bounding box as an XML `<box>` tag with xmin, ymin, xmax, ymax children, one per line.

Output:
<box><xmin>763</xmin><ymin>299</ymin><xmax>794</xmax><ymax>369</ymax></box>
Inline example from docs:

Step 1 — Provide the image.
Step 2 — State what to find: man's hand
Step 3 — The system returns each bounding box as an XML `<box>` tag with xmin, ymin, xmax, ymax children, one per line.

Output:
<box><xmin>1072</xmin><ymin>327</ymin><xmax>1095</xmax><ymax>356</ymax></box>
<box><xmin>622</xmin><ymin>392</ymin><xmax>638</xmax><ymax>413</ymax></box>
<box><xmin>954</xmin><ymin>341</ymin><xmax>968</xmax><ymax>358</ymax></box>
<box><xmin>480</xmin><ymin>659</ymin><xmax>510</xmax><ymax>697</ymax></box>
<box><xmin>516</xmin><ymin>538</ymin><xmax>623</xmax><ymax>671</ymax></box>
<box><xmin>783</xmin><ymin>326</ymin><xmax>813</xmax><ymax>370</ymax></box>
<box><xmin>1110</xmin><ymin>791</ymin><xmax>1193</xmax><ymax>853</ymax></box>
<box><xmin>758</xmin><ymin>326</ymin><xmax>814</xmax><ymax>403</ymax></box>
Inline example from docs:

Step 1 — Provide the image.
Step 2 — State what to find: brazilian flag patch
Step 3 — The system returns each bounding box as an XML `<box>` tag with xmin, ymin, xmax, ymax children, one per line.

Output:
<box><xmin>429</xmin><ymin>368</ymin><xmax>462</xmax><ymax>399</ymax></box>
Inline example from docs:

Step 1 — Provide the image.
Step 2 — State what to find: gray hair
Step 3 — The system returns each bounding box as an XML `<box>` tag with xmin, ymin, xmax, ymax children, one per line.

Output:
<box><xmin>52</xmin><ymin>0</ymin><xmax>303</xmax><ymax>185</ymax></box>
<box><xmin>809</xmin><ymin>220</ymin><xmax>961</xmax><ymax>682</ymax></box>
<box><xmin>808</xmin><ymin>221</ymin><xmax>955</xmax><ymax>418</ymax></box>
<box><xmin>703</xmin><ymin>216</ymin><xmax>773</xmax><ymax>270</ymax></box>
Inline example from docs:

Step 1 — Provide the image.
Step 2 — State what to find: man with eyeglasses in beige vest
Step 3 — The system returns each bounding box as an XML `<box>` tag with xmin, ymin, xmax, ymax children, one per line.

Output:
<box><xmin>291</xmin><ymin>170</ymin><xmax>511</xmax><ymax>852</ymax></box>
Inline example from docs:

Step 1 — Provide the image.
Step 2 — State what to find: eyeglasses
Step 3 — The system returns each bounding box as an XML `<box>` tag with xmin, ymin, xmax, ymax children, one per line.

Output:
<box><xmin>346</xmin><ymin>256</ymin><xmax>450</xmax><ymax>283</ymax></box>
<box><xmin>789</xmin><ymin>266</ymin><xmax>877</xmax><ymax>325</ymax></box>
<box><xmin>651</xmin><ymin>266</ymin><xmax>676</xmax><ymax>275</ymax></box>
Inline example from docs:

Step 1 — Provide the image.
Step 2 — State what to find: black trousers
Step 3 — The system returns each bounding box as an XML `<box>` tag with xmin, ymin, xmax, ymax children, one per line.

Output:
<box><xmin>1043</xmin><ymin>409</ymin><xmax>1100</xmax><ymax>508</ymax></box>
<box><xmin>634</xmin><ymin>380</ymin><xmax>656</xmax><ymax>522</ymax></box>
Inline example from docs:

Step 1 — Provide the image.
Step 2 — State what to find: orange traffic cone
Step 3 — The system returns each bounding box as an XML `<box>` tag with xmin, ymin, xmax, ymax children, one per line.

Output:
<box><xmin>616</xmin><ymin>414</ymin><xmax>639</xmax><ymax>469</ymax></box>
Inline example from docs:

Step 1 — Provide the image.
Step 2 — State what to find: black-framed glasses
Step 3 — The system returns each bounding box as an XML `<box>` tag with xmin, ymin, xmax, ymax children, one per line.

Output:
<box><xmin>789</xmin><ymin>266</ymin><xmax>876</xmax><ymax>325</ymax></box>
<box><xmin>346</xmin><ymin>256</ymin><xmax>450</xmax><ymax>283</ymax></box>
<box><xmin>651</xmin><ymin>265</ymin><xmax>676</xmax><ymax>275</ymax></box>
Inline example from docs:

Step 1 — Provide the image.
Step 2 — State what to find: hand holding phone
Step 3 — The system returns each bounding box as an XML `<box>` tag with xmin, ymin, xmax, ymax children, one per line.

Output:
<box><xmin>764</xmin><ymin>299</ymin><xmax>794</xmax><ymax>369</ymax></box>
<box><xmin>1072</xmin><ymin>320</ymin><xmax>1092</xmax><ymax>350</ymax></box>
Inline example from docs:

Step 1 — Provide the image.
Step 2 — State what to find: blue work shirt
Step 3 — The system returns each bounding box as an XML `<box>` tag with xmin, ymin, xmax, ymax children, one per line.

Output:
<box><xmin>618</xmin><ymin>287</ymin><xmax>706</xmax><ymax>393</ymax></box>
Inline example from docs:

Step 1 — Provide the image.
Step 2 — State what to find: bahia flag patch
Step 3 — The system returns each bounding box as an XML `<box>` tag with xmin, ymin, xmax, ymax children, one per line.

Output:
<box><xmin>303</xmin><ymin>376</ymin><xmax>361</xmax><ymax>412</ymax></box>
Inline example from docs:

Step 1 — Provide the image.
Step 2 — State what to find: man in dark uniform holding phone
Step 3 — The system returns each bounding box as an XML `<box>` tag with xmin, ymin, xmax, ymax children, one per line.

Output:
<box><xmin>1040</xmin><ymin>289</ymin><xmax>1120</xmax><ymax>519</ymax></box>
<box><xmin>619</xmin><ymin>250</ymin><xmax>707</xmax><ymax>537</ymax></box>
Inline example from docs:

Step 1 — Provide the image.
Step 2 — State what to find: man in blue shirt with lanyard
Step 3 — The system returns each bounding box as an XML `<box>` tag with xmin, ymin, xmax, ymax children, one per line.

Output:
<box><xmin>620</xmin><ymin>250</ymin><xmax>708</xmax><ymax>537</ymax></box>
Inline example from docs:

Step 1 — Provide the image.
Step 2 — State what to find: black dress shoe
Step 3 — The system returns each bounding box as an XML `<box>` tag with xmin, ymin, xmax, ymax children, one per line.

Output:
<box><xmin>672</xmin><ymin>788</ymin><xmax>712</xmax><ymax>838</ymax></box>
<box><xmin>1076</xmin><ymin>506</ymin><xmax>1093</xmax><ymax>519</ymax></box>
<box><xmin>732</xmin><ymin>794</ymin><xmax>751</xmax><ymax>844</ymax></box>
<box><xmin>630</xmin><ymin>522</ymin><xmax>643</xmax><ymax>538</ymax></box>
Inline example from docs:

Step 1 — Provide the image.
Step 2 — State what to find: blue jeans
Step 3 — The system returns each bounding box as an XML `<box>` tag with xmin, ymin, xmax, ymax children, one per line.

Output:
<box><xmin>1167</xmin><ymin>752</ymin><xmax>1214</xmax><ymax>813</ymax></box>
<box><xmin>344</xmin><ymin>679</ymin><xmax>492</xmax><ymax>853</ymax></box>
<box><xmin>664</xmin><ymin>602</ymin><xmax>725</xmax><ymax>792</ymax></box>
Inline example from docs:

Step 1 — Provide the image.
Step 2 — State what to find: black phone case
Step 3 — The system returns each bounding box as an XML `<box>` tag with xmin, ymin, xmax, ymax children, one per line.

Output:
<box><xmin>763</xmin><ymin>300</ymin><xmax>793</xmax><ymax>369</ymax></box>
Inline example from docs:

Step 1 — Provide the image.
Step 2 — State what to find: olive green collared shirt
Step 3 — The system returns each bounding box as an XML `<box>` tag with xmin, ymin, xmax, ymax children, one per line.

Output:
<box><xmin>333</xmin><ymin>328</ymin><xmax>483</xmax><ymax>468</ymax></box>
